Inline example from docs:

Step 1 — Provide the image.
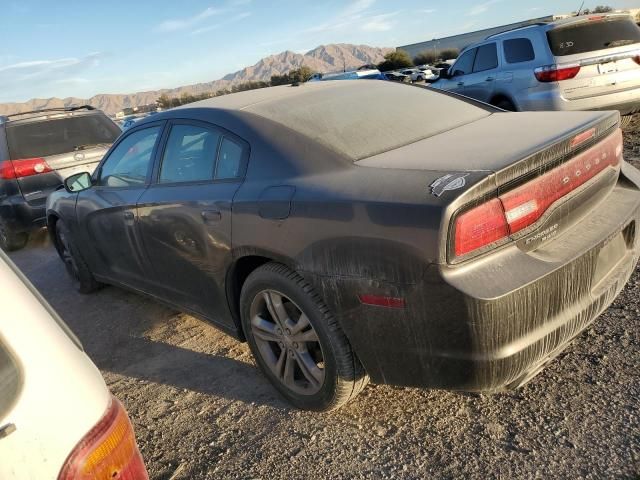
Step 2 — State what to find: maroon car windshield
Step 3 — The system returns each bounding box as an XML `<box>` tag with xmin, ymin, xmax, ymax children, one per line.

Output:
<box><xmin>6</xmin><ymin>114</ymin><xmax>120</xmax><ymax>159</ymax></box>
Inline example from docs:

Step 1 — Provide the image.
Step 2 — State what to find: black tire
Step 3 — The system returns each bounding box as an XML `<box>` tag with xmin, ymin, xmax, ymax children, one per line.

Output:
<box><xmin>493</xmin><ymin>98</ymin><xmax>516</xmax><ymax>111</ymax></box>
<box><xmin>0</xmin><ymin>218</ymin><xmax>28</xmax><ymax>251</ymax></box>
<box><xmin>54</xmin><ymin>220</ymin><xmax>102</xmax><ymax>294</ymax></box>
<box><xmin>240</xmin><ymin>263</ymin><xmax>369</xmax><ymax>411</ymax></box>
<box><xmin>621</xmin><ymin>114</ymin><xmax>634</xmax><ymax>129</ymax></box>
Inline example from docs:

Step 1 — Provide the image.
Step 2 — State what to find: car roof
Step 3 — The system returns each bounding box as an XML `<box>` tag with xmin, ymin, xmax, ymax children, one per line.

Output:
<box><xmin>0</xmin><ymin>107</ymin><xmax>105</xmax><ymax>127</ymax></box>
<box><xmin>158</xmin><ymin>81</ymin><xmax>492</xmax><ymax>161</ymax></box>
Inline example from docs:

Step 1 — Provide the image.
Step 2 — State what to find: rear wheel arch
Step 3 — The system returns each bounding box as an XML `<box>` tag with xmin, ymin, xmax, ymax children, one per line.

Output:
<box><xmin>227</xmin><ymin>253</ymin><xmax>295</xmax><ymax>339</ymax></box>
<box><xmin>490</xmin><ymin>94</ymin><xmax>518</xmax><ymax>111</ymax></box>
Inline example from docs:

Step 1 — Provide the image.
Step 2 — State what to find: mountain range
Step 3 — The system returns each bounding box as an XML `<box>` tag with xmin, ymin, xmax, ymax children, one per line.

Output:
<box><xmin>0</xmin><ymin>44</ymin><xmax>393</xmax><ymax>116</ymax></box>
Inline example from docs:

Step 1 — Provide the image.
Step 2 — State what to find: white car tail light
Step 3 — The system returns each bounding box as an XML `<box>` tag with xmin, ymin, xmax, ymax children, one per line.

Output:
<box><xmin>57</xmin><ymin>396</ymin><xmax>148</xmax><ymax>480</ymax></box>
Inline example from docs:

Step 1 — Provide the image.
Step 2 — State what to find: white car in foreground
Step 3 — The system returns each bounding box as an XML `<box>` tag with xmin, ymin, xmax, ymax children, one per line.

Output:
<box><xmin>0</xmin><ymin>251</ymin><xmax>148</xmax><ymax>479</ymax></box>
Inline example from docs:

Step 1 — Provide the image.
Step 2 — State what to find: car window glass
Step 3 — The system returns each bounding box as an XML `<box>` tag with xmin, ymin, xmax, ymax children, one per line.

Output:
<box><xmin>160</xmin><ymin>124</ymin><xmax>221</xmax><ymax>183</ymax></box>
<box><xmin>0</xmin><ymin>339</ymin><xmax>20</xmax><ymax>419</ymax></box>
<box><xmin>98</xmin><ymin>126</ymin><xmax>161</xmax><ymax>187</ymax></box>
<box><xmin>503</xmin><ymin>38</ymin><xmax>535</xmax><ymax>63</ymax></box>
<box><xmin>547</xmin><ymin>17</ymin><xmax>640</xmax><ymax>56</ymax></box>
<box><xmin>215</xmin><ymin>138</ymin><xmax>243</xmax><ymax>180</ymax></box>
<box><xmin>473</xmin><ymin>43</ymin><xmax>498</xmax><ymax>72</ymax></box>
<box><xmin>452</xmin><ymin>49</ymin><xmax>476</xmax><ymax>76</ymax></box>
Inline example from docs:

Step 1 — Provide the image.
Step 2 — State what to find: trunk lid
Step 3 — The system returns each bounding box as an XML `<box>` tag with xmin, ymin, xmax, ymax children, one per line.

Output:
<box><xmin>356</xmin><ymin>110</ymin><xmax>622</xmax><ymax>263</ymax></box>
<box><xmin>356</xmin><ymin>110</ymin><xmax>618</xmax><ymax>175</ymax></box>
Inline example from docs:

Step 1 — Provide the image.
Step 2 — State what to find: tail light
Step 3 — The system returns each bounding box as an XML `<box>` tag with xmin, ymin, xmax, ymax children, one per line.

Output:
<box><xmin>58</xmin><ymin>396</ymin><xmax>149</xmax><ymax>480</ymax></box>
<box><xmin>534</xmin><ymin>64</ymin><xmax>581</xmax><ymax>82</ymax></box>
<box><xmin>453</xmin><ymin>129</ymin><xmax>623</xmax><ymax>258</ymax></box>
<box><xmin>633</xmin><ymin>55</ymin><xmax>640</xmax><ymax>66</ymax></box>
<box><xmin>0</xmin><ymin>158</ymin><xmax>52</xmax><ymax>179</ymax></box>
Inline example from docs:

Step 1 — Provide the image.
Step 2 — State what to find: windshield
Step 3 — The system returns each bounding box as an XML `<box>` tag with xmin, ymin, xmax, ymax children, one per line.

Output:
<box><xmin>547</xmin><ymin>17</ymin><xmax>640</xmax><ymax>56</ymax></box>
<box><xmin>6</xmin><ymin>114</ymin><xmax>121</xmax><ymax>159</ymax></box>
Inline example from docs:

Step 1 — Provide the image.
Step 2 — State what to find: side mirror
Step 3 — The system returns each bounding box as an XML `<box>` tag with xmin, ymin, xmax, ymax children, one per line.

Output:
<box><xmin>64</xmin><ymin>171</ymin><xmax>93</xmax><ymax>193</ymax></box>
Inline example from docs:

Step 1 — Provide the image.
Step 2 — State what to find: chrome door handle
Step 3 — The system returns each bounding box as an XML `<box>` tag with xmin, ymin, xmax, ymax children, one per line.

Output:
<box><xmin>201</xmin><ymin>210</ymin><xmax>222</xmax><ymax>224</ymax></box>
<box><xmin>486</xmin><ymin>77</ymin><xmax>495</xmax><ymax>81</ymax></box>
<box><xmin>0</xmin><ymin>423</ymin><xmax>16</xmax><ymax>440</ymax></box>
<box><xmin>457</xmin><ymin>82</ymin><xmax>465</xmax><ymax>87</ymax></box>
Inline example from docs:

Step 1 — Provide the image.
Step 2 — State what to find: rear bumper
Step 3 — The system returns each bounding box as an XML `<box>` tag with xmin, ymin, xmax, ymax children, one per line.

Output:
<box><xmin>0</xmin><ymin>196</ymin><xmax>47</xmax><ymax>232</ymax></box>
<box><xmin>523</xmin><ymin>86</ymin><xmax>640</xmax><ymax>115</ymax></box>
<box><xmin>308</xmin><ymin>163</ymin><xmax>640</xmax><ymax>391</ymax></box>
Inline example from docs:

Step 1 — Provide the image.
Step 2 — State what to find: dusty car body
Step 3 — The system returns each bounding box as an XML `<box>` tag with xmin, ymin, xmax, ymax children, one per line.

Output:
<box><xmin>46</xmin><ymin>81</ymin><xmax>640</xmax><ymax>410</ymax></box>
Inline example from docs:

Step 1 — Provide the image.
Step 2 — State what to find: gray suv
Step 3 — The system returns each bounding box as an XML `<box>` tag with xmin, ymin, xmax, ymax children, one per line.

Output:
<box><xmin>432</xmin><ymin>14</ymin><xmax>640</xmax><ymax>122</ymax></box>
<box><xmin>0</xmin><ymin>106</ymin><xmax>120</xmax><ymax>250</ymax></box>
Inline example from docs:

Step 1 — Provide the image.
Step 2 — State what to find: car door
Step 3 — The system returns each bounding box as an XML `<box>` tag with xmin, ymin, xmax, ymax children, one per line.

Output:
<box><xmin>462</xmin><ymin>42</ymin><xmax>499</xmax><ymax>103</ymax></box>
<box><xmin>136</xmin><ymin>120</ymin><xmax>248</xmax><ymax>329</ymax></box>
<box><xmin>74</xmin><ymin>122</ymin><xmax>164</xmax><ymax>291</ymax></box>
<box><xmin>445</xmin><ymin>48</ymin><xmax>477</xmax><ymax>94</ymax></box>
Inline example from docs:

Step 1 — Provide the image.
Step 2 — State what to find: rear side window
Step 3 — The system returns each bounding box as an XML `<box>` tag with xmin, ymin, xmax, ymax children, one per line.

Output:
<box><xmin>504</xmin><ymin>38</ymin><xmax>536</xmax><ymax>63</ymax></box>
<box><xmin>6</xmin><ymin>114</ymin><xmax>121</xmax><ymax>160</ymax></box>
<box><xmin>160</xmin><ymin>124</ymin><xmax>221</xmax><ymax>183</ymax></box>
<box><xmin>215</xmin><ymin>138</ymin><xmax>243</xmax><ymax>180</ymax></box>
<box><xmin>0</xmin><ymin>338</ymin><xmax>21</xmax><ymax>419</ymax></box>
<box><xmin>452</xmin><ymin>48</ymin><xmax>476</xmax><ymax>76</ymax></box>
<box><xmin>473</xmin><ymin>43</ymin><xmax>498</xmax><ymax>72</ymax></box>
<box><xmin>547</xmin><ymin>17</ymin><xmax>640</xmax><ymax>56</ymax></box>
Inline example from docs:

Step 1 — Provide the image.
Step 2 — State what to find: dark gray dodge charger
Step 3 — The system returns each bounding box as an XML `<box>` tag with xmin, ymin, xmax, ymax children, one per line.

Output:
<box><xmin>46</xmin><ymin>81</ymin><xmax>640</xmax><ymax>411</ymax></box>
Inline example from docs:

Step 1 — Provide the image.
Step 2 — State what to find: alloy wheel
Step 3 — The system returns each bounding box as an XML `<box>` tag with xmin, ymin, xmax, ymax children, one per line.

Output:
<box><xmin>249</xmin><ymin>289</ymin><xmax>325</xmax><ymax>395</ymax></box>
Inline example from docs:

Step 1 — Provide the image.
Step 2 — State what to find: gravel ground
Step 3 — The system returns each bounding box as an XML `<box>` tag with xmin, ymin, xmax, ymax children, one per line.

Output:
<box><xmin>9</xmin><ymin>121</ymin><xmax>640</xmax><ymax>480</ymax></box>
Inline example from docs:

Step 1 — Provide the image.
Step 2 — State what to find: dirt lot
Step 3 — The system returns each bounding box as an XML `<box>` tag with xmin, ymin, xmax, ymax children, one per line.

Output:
<box><xmin>9</xmin><ymin>121</ymin><xmax>640</xmax><ymax>480</ymax></box>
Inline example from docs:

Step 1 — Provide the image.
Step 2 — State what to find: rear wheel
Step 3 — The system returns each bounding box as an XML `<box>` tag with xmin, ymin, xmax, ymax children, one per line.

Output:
<box><xmin>240</xmin><ymin>263</ymin><xmax>369</xmax><ymax>411</ymax></box>
<box><xmin>493</xmin><ymin>98</ymin><xmax>516</xmax><ymax>111</ymax></box>
<box><xmin>54</xmin><ymin>220</ymin><xmax>101</xmax><ymax>294</ymax></box>
<box><xmin>0</xmin><ymin>218</ymin><xmax>28</xmax><ymax>251</ymax></box>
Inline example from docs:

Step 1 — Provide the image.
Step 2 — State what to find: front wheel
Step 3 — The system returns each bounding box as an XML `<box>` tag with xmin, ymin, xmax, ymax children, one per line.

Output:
<box><xmin>240</xmin><ymin>263</ymin><xmax>369</xmax><ymax>411</ymax></box>
<box><xmin>54</xmin><ymin>220</ymin><xmax>102</xmax><ymax>294</ymax></box>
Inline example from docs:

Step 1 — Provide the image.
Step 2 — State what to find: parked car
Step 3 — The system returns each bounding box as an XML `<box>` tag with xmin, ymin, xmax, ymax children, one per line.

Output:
<box><xmin>46</xmin><ymin>81</ymin><xmax>640</xmax><ymax>411</ymax></box>
<box><xmin>0</xmin><ymin>250</ymin><xmax>148</xmax><ymax>479</ymax></box>
<box><xmin>400</xmin><ymin>68</ymin><xmax>438</xmax><ymax>83</ymax></box>
<box><xmin>384</xmin><ymin>71</ymin><xmax>410</xmax><ymax>82</ymax></box>
<box><xmin>307</xmin><ymin>68</ymin><xmax>385</xmax><ymax>81</ymax></box>
<box><xmin>432</xmin><ymin>13</ymin><xmax>640</xmax><ymax>123</ymax></box>
<box><xmin>0</xmin><ymin>106</ymin><xmax>120</xmax><ymax>251</ymax></box>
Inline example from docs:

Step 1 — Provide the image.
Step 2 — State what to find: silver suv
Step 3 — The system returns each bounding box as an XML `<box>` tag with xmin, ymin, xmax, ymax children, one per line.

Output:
<box><xmin>431</xmin><ymin>14</ymin><xmax>640</xmax><ymax>122</ymax></box>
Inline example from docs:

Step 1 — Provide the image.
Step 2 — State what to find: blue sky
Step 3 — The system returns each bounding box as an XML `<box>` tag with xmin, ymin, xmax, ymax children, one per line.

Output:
<box><xmin>0</xmin><ymin>0</ymin><xmax>637</xmax><ymax>103</ymax></box>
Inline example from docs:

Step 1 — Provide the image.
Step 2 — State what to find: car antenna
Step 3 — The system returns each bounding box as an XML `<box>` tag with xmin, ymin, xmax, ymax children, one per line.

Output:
<box><xmin>576</xmin><ymin>0</ymin><xmax>585</xmax><ymax>16</ymax></box>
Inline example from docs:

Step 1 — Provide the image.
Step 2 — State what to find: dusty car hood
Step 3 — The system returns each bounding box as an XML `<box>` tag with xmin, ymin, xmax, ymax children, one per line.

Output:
<box><xmin>356</xmin><ymin>110</ymin><xmax>616</xmax><ymax>173</ymax></box>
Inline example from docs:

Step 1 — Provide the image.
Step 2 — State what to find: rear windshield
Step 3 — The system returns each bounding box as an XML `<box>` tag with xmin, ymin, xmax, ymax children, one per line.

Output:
<box><xmin>248</xmin><ymin>82</ymin><xmax>491</xmax><ymax>161</ymax></box>
<box><xmin>6</xmin><ymin>114</ymin><xmax>121</xmax><ymax>159</ymax></box>
<box><xmin>547</xmin><ymin>17</ymin><xmax>640</xmax><ymax>56</ymax></box>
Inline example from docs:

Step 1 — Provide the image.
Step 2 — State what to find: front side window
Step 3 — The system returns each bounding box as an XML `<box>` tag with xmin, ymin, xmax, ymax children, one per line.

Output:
<box><xmin>452</xmin><ymin>49</ymin><xmax>476</xmax><ymax>76</ymax></box>
<box><xmin>504</xmin><ymin>38</ymin><xmax>535</xmax><ymax>63</ymax></box>
<box><xmin>160</xmin><ymin>124</ymin><xmax>221</xmax><ymax>183</ymax></box>
<box><xmin>98</xmin><ymin>126</ymin><xmax>161</xmax><ymax>187</ymax></box>
<box><xmin>473</xmin><ymin>43</ymin><xmax>498</xmax><ymax>72</ymax></box>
